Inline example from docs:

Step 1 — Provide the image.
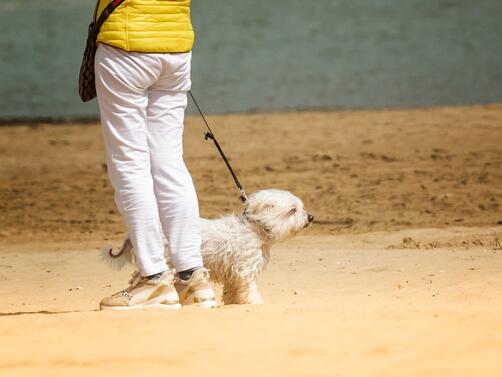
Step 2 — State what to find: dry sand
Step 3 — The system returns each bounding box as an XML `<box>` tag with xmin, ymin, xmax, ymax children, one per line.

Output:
<box><xmin>1</xmin><ymin>104</ymin><xmax>502</xmax><ymax>376</ymax></box>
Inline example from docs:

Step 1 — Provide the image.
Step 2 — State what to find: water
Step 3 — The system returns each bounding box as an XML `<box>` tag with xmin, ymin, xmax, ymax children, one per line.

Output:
<box><xmin>0</xmin><ymin>0</ymin><xmax>501</xmax><ymax>121</ymax></box>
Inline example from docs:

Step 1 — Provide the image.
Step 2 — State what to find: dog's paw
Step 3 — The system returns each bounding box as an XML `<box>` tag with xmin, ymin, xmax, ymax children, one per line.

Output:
<box><xmin>247</xmin><ymin>294</ymin><xmax>264</xmax><ymax>305</ymax></box>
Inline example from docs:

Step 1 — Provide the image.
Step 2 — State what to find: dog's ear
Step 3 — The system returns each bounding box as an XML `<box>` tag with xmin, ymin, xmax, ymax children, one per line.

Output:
<box><xmin>262</xmin><ymin>204</ymin><xmax>274</xmax><ymax>212</ymax></box>
<box><xmin>244</xmin><ymin>201</ymin><xmax>272</xmax><ymax>215</ymax></box>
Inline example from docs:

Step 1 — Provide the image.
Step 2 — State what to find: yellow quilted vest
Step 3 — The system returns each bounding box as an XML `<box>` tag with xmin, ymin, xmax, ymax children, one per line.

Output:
<box><xmin>95</xmin><ymin>0</ymin><xmax>194</xmax><ymax>53</ymax></box>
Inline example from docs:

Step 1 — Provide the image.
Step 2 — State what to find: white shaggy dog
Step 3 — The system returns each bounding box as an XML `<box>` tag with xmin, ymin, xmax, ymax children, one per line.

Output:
<box><xmin>102</xmin><ymin>189</ymin><xmax>313</xmax><ymax>304</ymax></box>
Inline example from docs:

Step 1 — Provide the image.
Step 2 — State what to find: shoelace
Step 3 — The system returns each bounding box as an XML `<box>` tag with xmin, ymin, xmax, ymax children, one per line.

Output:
<box><xmin>115</xmin><ymin>271</ymin><xmax>143</xmax><ymax>298</ymax></box>
<box><xmin>128</xmin><ymin>270</ymin><xmax>142</xmax><ymax>286</ymax></box>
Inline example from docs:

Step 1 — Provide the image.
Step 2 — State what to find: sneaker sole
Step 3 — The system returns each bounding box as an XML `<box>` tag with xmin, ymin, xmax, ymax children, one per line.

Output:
<box><xmin>182</xmin><ymin>288</ymin><xmax>218</xmax><ymax>308</ymax></box>
<box><xmin>100</xmin><ymin>293</ymin><xmax>181</xmax><ymax>311</ymax></box>
<box><xmin>193</xmin><ymin>299</ymin><xmax>218</xmax><ymax>309</ymax></box>
<box><xmin>101</xmin><ymin>302</ymin><xmax>182</xmax><ymax>311</ymax></box>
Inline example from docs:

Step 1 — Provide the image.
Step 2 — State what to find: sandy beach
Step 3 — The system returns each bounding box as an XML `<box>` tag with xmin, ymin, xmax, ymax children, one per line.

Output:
<box><xmin>1</xmin><ymin>104</ymin><xmax>502</xmax><ymax>376</ymax></box>
<box><xmin>1</xmin><ymin>228</ymin><xmax>502</xmax><ymax>377</ymax></box>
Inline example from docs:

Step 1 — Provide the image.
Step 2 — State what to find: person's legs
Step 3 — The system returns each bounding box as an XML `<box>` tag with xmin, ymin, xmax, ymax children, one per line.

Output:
<box><xmin>146</xmin><ymin>52</ymin><xmax>216</xmax><ymax>307</ymax></box>
<box><xmin>146</xmin><ymin>51</ymin><xmax>203</xmax><ymax>272</ymax></box>
<box><xmin>95</xmin><ymin>44</ymin><xmax>167</xmax><ymax>277</ymax></box>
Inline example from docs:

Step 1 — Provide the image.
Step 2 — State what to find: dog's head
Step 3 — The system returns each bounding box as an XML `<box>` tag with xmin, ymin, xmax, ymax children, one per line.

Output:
<box><xmin>243</xmin><ymin>189</ymin><xmax>313</xmax><ymax>241</ymax></box>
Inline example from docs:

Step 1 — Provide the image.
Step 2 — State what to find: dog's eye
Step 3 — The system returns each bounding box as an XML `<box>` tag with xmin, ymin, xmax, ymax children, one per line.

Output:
<box><xmin>289</xmin><ymin>208</ymin><xmax>297</xmax><ymax>215</ymax></box>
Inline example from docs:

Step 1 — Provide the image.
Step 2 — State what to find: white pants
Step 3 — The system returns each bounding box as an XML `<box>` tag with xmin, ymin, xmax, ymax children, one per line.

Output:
<box><xmin>95</xmin><ymin>43</ymin><xmax>203</xmax><ymax>276</ymax></box>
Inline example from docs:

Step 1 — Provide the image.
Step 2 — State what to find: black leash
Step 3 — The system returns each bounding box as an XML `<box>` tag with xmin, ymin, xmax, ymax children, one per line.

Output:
<box><xmin>188</xmin><ymin>90</ymin><xmax>248</xmax><ymax>204</ymax></box>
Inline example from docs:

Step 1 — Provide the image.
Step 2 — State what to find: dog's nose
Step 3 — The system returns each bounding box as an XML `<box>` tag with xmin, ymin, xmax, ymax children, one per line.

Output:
<box><xmin>307</xmin><ymin>213</ymin><xmax>314</xmax><ymax>223</ymax></box>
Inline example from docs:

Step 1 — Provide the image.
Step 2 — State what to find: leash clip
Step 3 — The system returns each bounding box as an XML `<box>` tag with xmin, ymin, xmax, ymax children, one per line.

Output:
<box><xmin>239</xmin><ymin>188</ymin><xmax>248</xmax><ymax>204</ymax></box>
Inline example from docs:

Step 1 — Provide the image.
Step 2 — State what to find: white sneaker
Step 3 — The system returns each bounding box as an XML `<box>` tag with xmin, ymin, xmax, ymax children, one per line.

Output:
<box><xmin>175</xmin><ymin>268</ymin><xmax>217</xmax><ymax>308</ymax></box>
<box><xmin>100</xmin><ymin>270</ymin><xmax>181</xmax><ymax>310</ymax></box>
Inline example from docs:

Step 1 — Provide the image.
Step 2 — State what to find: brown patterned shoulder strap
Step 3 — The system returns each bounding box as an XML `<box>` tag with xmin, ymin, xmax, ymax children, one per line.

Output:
<box><xmin>92</xmin><ymin>0</ymin><xmax>126</xmax><ymax>34</ymax></box>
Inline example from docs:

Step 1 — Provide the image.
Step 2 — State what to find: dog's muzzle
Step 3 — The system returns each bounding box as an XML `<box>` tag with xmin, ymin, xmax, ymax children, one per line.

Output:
<box><xmin>305</xmin><ymin>213</ymin><xmax>314</xmax><ymax>228</ymax></box>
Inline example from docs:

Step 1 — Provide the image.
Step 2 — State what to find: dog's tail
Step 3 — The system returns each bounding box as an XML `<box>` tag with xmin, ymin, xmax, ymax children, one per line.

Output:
<box><xmin>99</xmin><ymin>237</ymin><xmax>134</xmax><ymax>271</ymax></box>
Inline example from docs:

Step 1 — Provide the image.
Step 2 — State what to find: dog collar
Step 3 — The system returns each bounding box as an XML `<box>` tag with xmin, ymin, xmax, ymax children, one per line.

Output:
<box><xmin>240</xmin><ymin>213</ymin><xmax>272</xmax><ymax>240</ymax></box>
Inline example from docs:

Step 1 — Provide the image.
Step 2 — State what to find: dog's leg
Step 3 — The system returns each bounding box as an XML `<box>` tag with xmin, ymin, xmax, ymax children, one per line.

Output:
<box><xmin>245</xmin><ymin>281</ymin><xmax>264</xmax><ymax>304</ymax></box>
<box><xmin>222</xmin><ymin>283</ymin><xmax>239</xmax><ymax>305</ymax></box>
<box><xmin>235</xmin><ymin>281</ymin><xmax>263</xmax><ymax>304</ymax></box>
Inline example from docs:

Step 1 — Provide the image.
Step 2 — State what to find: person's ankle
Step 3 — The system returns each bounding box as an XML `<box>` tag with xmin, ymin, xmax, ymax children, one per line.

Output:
<box><xmin>146</xmin><ymin>271</ymin><xmax>165</xmax><ymax>280</ymax></box>
<box><xmin>177</xmin><ymin>267</ymin><xmax>200</xmax><ymax>281</ymax></box>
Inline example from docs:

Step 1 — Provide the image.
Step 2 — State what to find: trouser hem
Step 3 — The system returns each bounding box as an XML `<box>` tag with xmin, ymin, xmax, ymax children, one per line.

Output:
<box><xmin>139</xmin><ymin>263</ymin><xmax>168</xmax><ymax>277</ymax></box>
<box><xmin>174</xmin><ymin>260</ymin><xmax>204</xmax><ymax>273</ymax></box>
